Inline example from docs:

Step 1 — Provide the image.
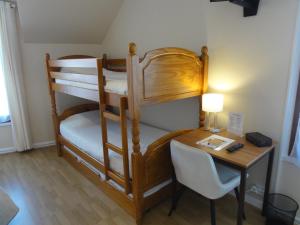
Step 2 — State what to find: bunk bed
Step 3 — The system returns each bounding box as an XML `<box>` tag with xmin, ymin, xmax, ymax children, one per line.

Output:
<box><xmin>45</xmin><ymin>43</ymin><xmax>209</xmax><ymax>225</ymax></box>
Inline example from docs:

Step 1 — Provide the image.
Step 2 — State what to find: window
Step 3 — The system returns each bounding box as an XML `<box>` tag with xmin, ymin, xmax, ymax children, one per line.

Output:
<box><xmin>0</xmin><ymin>60</ymin><xmax>10</xmax><ymax>123</ymax></box>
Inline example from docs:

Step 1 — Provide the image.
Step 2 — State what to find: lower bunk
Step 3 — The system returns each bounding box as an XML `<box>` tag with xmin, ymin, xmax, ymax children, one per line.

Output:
<box><xmin>61</xmin><ymin>146</ymin><xmax>174</xmax><ymax>220</ymax></box>
<box><xmin>55</xmin><ymin>105</ymin><xmax>190</xmax><ymax>224</ymax></box>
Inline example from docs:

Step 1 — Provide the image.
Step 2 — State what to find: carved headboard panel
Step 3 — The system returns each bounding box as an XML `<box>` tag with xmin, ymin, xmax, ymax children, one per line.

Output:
<box><xmin>129</xmin><ymin>46</ymin><xmax>208</xmax><ymax>106</ymax></box>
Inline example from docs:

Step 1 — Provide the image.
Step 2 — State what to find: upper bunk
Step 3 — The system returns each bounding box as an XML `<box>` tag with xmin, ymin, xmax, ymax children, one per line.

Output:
<box><xmin>45</xmin><ymin>43</ymin><xmax>209</xmax><ymax>108</ymax></box>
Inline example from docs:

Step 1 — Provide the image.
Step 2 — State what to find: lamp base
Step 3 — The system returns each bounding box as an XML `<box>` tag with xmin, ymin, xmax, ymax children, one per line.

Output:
<box><xmin>210</xmin><ymin>128</ymin><xmax>221</xmax><ymax>133</ymax></box>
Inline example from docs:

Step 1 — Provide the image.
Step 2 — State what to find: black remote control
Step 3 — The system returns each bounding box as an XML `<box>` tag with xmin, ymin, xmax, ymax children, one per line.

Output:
<box><xmin>226</xmin><ymin>143</ymin><xmax>244</xmax><ymax>153</ymax></box>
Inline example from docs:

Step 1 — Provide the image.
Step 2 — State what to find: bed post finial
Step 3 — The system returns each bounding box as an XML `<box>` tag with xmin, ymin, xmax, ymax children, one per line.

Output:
<box><xmin>129</xmin><ymin>42</ymin><xmax>137</xmax><ymax>56</ymax></box>
<box><xmin>201</xmin><ymin>46</ymin><xmax>208</xmax><ymax>56</ymax></box>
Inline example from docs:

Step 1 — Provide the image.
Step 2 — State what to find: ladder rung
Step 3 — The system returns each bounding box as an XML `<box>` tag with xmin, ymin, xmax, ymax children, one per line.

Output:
<box><xmin>105</xmin><ymin>143</ymin><xmax>123</xmax><ymax>155</ymax></box>
<box><xmin>103</xmin><ymin>111</ymin><xmax>120</xmax><ymax>122</ymax></box>
<box><xmin>107</xmin><ymin>170</ymin><xmax>126</xmax><ymax>187</ymax></box>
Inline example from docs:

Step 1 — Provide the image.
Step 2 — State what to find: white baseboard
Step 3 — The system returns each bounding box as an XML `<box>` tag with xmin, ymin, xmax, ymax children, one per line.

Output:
<box><xmin>0</xmin><ymin>140</ymin><xmax>56</xmax><ymax>154</ymax></box>
<box><xmin>229</xmin><ymin>191</ymin><xmax>263</xmax><ymax>209</ymax></box>
<box><xmin>32</xmin><ymin>140</ymin><xmax>56</xmax><ymax>149</ymax></box>
<box><xmin>245</xmin><ymin>193</ymin><xmax>263</xmax><ymax>209</ymax></box>
<box><xmin>0</xmin><ymin>146</ymin><xmax>16</xmax><ymax>154</ymax></box>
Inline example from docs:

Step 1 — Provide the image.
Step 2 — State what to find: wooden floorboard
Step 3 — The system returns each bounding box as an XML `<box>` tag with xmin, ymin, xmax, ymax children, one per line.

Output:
<box><xmin>0</xmin><ymin>147</ymin><xmax>265</xmax><ymax>225</ymax></box>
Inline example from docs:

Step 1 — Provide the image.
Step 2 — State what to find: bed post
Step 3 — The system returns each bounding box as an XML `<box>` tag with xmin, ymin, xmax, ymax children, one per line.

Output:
<box><xmin>127</xmin><ymin>43</ymin><xmax>143</xmax><ymax>225</ymax></box>
<box><xmin>45</xmin><ymin>54</ymin><xmax>62</xmax><ymax>156</ymax></box>
<box><xmin>102</xmin><ymin>54</ymin><xmax>107</xmax><ymax>69</ymax></box>
<box><xmin>199</xmin><ymin>46</ymin><xmax>209</xmax><ymax>128</ymax></box>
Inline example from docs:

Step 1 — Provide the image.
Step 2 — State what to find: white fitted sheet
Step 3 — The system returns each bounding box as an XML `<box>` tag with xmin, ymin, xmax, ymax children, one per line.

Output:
<box><xmin>60</xmin><ymin>110</ymin><xmax>168</xmax><ymax>176</ymax></box>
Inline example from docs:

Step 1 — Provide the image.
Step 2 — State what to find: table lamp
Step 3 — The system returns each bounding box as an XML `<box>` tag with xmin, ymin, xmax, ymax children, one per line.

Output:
<box><xmin>202</xmin><ymin>93</ymin><xmax>224</xmax><ymax>133</ymax></box>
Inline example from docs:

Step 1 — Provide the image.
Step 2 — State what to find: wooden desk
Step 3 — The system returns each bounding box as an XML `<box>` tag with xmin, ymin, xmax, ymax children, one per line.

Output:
<box><xmin>174</xmin><ymin>128</ymin><xmax>275</xmax><ymax>225</ymax></box>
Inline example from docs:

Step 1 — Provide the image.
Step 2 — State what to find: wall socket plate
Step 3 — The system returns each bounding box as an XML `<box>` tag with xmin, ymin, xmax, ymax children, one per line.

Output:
<box><xmin>248</xmin><ymin>184</ymin><xmax>265</xmax><ymax>196</ymax></box>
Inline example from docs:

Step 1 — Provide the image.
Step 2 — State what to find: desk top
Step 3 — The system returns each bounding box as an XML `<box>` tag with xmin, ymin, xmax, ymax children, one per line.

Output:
<box><xmin>174</xmin><ymin>128</ymin><xmax>275</xmax><ymax>169</ymax></box>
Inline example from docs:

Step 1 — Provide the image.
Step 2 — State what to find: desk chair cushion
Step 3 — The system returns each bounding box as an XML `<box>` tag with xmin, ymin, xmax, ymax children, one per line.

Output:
<box><xmin>171</xmin><ymin>140</ymin><xmax>241</xmax><ymax>200</ymax></box>
<box><xmin>215</xmin><ymin>163</ymin><xmax>240</xmax><ymax>184</ymax></box>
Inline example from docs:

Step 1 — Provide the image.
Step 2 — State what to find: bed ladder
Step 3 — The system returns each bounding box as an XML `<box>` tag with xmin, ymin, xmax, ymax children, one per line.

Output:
<box><xmin>99</xmin><ymin>96</ymin><xmax>131</xmax><ymax>194</ymax></box>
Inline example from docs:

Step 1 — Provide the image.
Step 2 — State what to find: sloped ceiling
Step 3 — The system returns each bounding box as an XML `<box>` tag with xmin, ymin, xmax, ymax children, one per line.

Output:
<box><xmin>17</xmin><ymin>0</ymin><xmax>123</xmax><ymax>44</ymax></box>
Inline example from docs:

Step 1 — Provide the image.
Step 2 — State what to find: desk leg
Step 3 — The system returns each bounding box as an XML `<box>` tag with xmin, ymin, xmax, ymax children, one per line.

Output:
<box><xmin>237</xmin><ymin>169</ymin><xmax>247</xmax><ymax>225</ymax></box>
<box><xmin>262</xmin><ymin>148</ymin><xmax>275</xmax><ymax>216</ymax></box>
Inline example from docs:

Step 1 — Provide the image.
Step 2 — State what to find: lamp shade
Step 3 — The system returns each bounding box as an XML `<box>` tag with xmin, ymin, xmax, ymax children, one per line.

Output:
<box><xmin>202</xmin><ymin>93</ymin><xmax>224</xmax><ymax>112</ymax></box>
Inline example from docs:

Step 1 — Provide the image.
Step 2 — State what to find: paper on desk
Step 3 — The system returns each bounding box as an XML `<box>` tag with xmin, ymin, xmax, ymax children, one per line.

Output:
<box><xmin>196</xmin><ymin>135</ymin><xmax>235</xmax><ymax>151</ymax></box>
<box><xmin>228</xmin><ymin>112</ymin><xmax>244</xmax><ymax>136</ymax></box>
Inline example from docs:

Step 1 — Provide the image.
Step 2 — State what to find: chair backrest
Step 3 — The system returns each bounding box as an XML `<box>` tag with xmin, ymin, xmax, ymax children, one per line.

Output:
<box><xmin>170</xmin><ymin>140</ymin><xmax>223</xmax><ymax>199</ymax></box>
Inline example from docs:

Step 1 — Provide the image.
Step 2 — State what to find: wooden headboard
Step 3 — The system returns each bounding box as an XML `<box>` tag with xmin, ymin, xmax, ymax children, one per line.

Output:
<box><xmin>127</xmin><ymin>44</ymin><xmax>208</xmax><ymax>106</ymax></box>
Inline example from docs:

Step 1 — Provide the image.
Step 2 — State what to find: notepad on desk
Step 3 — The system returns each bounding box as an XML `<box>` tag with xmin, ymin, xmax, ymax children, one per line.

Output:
<box><xmin>196</xmin><ymin>135</ymin><xmax>235</xmax><ymax>151</ymax></box>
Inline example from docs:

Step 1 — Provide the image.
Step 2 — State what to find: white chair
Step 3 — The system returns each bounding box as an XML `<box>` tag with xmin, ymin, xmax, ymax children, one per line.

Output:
<box><xmin>169</xmin><ymin>140</ymin><xmax>246</xmax><ymax>225</ymax></box>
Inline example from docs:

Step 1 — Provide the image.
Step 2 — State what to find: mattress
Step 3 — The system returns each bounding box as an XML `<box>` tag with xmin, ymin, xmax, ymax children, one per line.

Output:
<box><xmin>57</xmin><ymin>68</ymin><xmax>128</xmax><ymax>95</ymax></box>
<box><xmin>60</xmin><ymin>110</ymin><xmax>168</xmax><ymax>176</ymax></box>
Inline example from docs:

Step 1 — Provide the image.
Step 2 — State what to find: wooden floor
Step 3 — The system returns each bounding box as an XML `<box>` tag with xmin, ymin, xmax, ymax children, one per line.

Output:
<box><xmin>0</xmin><ymin>147</ymin><xmax>265</xmax><ymax>225</ymax></box>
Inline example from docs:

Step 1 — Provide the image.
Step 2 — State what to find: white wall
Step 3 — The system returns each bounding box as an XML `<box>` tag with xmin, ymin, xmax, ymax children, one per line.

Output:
<box><xmin>21</xmin><ymin>43</ymin><xmax>102</xmax><ymax>144</ymax></box>
<box><xmin>0</xmin><ymin>125</ymin><xmax>14</xmax><ymax>152</ymax></box>
<box><xmin>17</xmin><ymin>0</ymin><xmax>123</xmax><ymax>44</ymax></box>
<box><xmin>102</xmin><ymin>0</ymin><xmax>207</xmax><ymax>57</ymax></box>
<box><xmin>5</xmin><ymin>0</ymin><xmax>300</xmax><ymax>215</ymax></box>
<box><xmin>206</xmin><ymin>0</ymin><xmax>299</xmax><ymax>194</ymax></box>
<box><xmin>103</xmin><ymin>0</ymin><xmax>207</xmax><ymax>131</ymax></box>
<box><xmin>276</xmin><ymin>1</ymin><xmax>300</xmax><ymax>221</ymax></box>
<box><xmin>102</xmin><ymin>0</ymin><xmax>300</xmax><ymax>202</ymax></box>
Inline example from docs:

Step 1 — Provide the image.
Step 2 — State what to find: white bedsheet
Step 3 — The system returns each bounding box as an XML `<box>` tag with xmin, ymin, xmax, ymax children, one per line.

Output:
<box><xmin>60</xmin><ymin>110</ymin><xmax>168</xmax><ymax>176</ymax></box>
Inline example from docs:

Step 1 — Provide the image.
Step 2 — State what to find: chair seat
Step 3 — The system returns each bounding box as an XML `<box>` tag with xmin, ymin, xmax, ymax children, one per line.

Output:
<box><xmin>169</xmin><ymin>139</ymin><xmax>248</xmax><ymax>224</ymax></box>
<box><xmin>170</xmin><ymin>139</ymin><xmax>246</xmax><ymax>200</ymax></box>
<box><xmin>215</xmin><ymin>163</ymin><xmax>240</xmax><ymax>184</ymax></box>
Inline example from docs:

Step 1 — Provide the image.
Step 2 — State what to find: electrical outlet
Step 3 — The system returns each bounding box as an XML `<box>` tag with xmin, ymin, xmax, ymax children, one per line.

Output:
<box><xmin>248</xmin><ymin>184</ymin><xmax>265</xmax><ymax>196</ymax></box>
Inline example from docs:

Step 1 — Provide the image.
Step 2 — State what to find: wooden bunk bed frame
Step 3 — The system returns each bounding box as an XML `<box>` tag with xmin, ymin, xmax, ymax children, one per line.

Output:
<box><xmin>45</xmin><ymin>43</ymin><xmax>209</xmax><ymax>225</ymax></box>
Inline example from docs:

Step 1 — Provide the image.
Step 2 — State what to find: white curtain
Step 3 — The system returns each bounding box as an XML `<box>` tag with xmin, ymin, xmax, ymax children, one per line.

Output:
<box><xmin>0</xmin><ymin>57</ymin><xmax>9</xmax><ymax>123</ymax></box>
<box><xmin>0</xmin><ymin>2</ymin><xmax>32</xmax><ymax>151</ymax></box>
<box><xmin>291</xmin><ymin>113</ymin><xmax>300</xmax><ymax>164</ymax></box>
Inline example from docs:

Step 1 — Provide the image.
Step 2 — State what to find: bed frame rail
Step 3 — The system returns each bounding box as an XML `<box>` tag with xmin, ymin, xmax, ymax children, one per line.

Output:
<box><xmin>46</xmin><ymin>54</ymin><xmax>132</xmax><ymax>195</ymax></box>
<box><xmin>46</xmin><ymin>55</ymin><xmax>102</xmax><ymax>102</ymax></box>
<box><xmin>45</xmin><ymin>44</ymin><xmax>209</xmax><ymax>225</ymax></box>
<box><xmin>126</xmin><ymin>43</ymin><xmax>209</xmax><ymax>224</ymax></box>
<box><xmin>49</xmin><ymin>58</ymin><xmax>98</xmax><ymax>68</ymax></box>
<box><xmin>46</xmin><ymin>55</ymin><xmax>126</xmax><ymax>107</ymax></box>
<box><xmin>98</xmin><ymin>62</ymin><xmax>131</xmax><ymax>194</ymax></box>
<box><xmin>50</xmin><ymin>71</ymin><xmax>98</xmax><ymax>84</ymax></box>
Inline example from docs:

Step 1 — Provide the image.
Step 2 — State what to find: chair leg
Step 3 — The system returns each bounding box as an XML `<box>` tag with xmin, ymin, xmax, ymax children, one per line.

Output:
<box><xmin>168</xmin><ymin>173</ymin><xmax>177</xmax><ymax>216</ymax></box>
<box><xmin>234</xmin><ymin>187</ymin><xmax>246</xmax><ymax>220</ymax></box>
<box><xmin>168</xmin><ymin>184</ymin><xmax>185</xmax><ymax>216</ymax></box>
<box><xmin>210</xmin><ymin>200</ymin><xmax>216</xmax><ymax>225</ymax></box>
